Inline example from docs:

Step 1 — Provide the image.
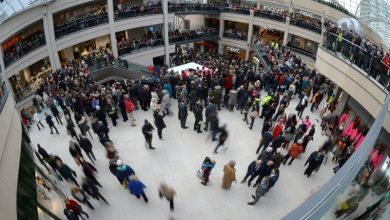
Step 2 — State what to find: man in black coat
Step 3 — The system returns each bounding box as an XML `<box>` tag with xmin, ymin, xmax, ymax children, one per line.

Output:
<box><xmin>204</xmin><ymin>103</ymin><xmax>216</xmax><ymax>131</ymax></box>
<box><xmin>78</xmin><ymin>135</ymin><xmax>96</xmax><ymax>163</ymax></box>
<box><xmin>252</xmin><ymin>160</ymin><xmax>274</xmax><ymax>188</ymax></box>
<box><xmin>304</xmin><ymin>149</ymin><xmax>325</xmax><ymax>177</ymax></box>
<box><xmin>45</xmin><ymin>113</ymin><xmax>59</xmax><ymax>134</ymax></box>
<box><xmin>271</xmin><ymin>133</ymin><xmax>285</xmax><ymax>154</ymax></box>
<box><xmin>142</xmin><ymin>120</ymin><xmax>155</xmax><ymax>149</ymax></box>
<box><xmin>241</xmin><ymin>160</ymin><xmax>261</xmax><ymax>185</ymax></box>
<box><xmin>256</xmin><ymin>128</ymin><xmax>273</xmax><ymax>154</ymax></box>
<box><xmin>178</xmin><ymin>100</ymin><xmax>188</xmax><ymax>129</ymax></box>
<box><xmin>193</xmin><ymin>101</ymin><xmax>203</xmax><ymax>133</ymax></box>
<box><xmin>209</xmin><ymin>112</ymin><xmax>219</xmax><ymax>141</ymax></box>
<box><xmin>153</xmin><ymin>111</ymin><xmax>166</xmax><ymax>140</ymax></box>
<box><xmin>95</xmin><ymin>106</ymin><xmax>108</xmax><ymax>126</ymax></box>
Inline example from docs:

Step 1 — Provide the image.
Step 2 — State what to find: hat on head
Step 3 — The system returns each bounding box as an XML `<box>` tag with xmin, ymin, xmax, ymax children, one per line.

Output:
<box><xmin>116</xmin><ymin>160</ymin><xmax>123</xmax><ymax>166</ymax></box>
<box><xmin>298</xmin><ymin>139</ymin><xmax>303</xmax><ymax>145</ymax></box>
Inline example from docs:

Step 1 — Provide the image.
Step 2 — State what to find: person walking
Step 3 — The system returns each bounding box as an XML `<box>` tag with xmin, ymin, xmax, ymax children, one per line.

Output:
<box><xmin>256</xmin><ymin>128</ymin><xmax>273</xmax><ymax>154</ymax></box>
<box><xmin>247</xmin><ymin>176</ymin><xmax>269</xmax><ymax>205</ymax></box>
<box><xmin>81</xmin><ymin>177</ymin><xmax>108</xmax><ymax>204</ymax></box>
<box><xmin>252</xmin><ymin>161</ymin><xmax>273</xmax><ymax>188</ymax></box>
<box><xmin>127</xmin><ymin>175</ymin><xmax>148</xmax><ymax>203</ymax></box>
<box><xmin>115</xmin><ymin>160</ymin><xmax>135</xmax><ymax>185</ymax></box>
<box><xmin>272</xmin><ymin>148</ymin><xmax>284</xmax><ymax>168</ymax></box>
<box><xmin>213</xmin><ymin>125</ymin><xmax>228</xmax><ymax>153</ymax></box>
<box><xmin>304</xmin><ymin>149</ymin><xmax>325</xmax><ymax>177</ymax></box>
<box><xmin>241</xmin><ymin>160</ymin><xmax>261</xmax><ymax>185</ymax></box>
<box><xmin>64</xmin><ymin>198</ymin><xmax>89</xmax><ymax>220</ymax></box>
<box><xmin>193</xmin><ymin>101</ymin><xmax>203</xmax><ymax>133</ymax></box>
<box><xmin>178</xmin><ymin>100</ymin><xmax>188</xmax><ymax>129</ymax></box>
<box><xmin>45</xmin><ymin>113</ymin><xmax>59</xmax><ymax>134</ymax></box>
<box><xmin>158</xmin><ymin>182</ymin><xmax>176</xmax><ymax>211</ymax></box>
<box><xmin>33</xmin><ymin>111</ymin><xmax>45</xmax><ymax>130</ymax></box>
<box><xmin>124</xmin><ymin>95</ymin><xmax>136</xmax><ymax>126</ymax></box>
<box><xmin>142</xmin><ymin>120</ymin><xmax>155</xmax><ymax>150</ymax></box>
<box><xmin>153</xmin><ymin>111</ymin><xmax>166</xmax><ymax>140</ymax></box>
<box><xmin>67</xmin><ymin>124</ymin><xmax>80</xmax><ymax>142</ymax></box>
<box><xmin>200</xmin><ymin>157</ymin><xmax>216</xmax><ymax>186</ymax></box>
<box><xmin>81</xmin><ymin>160</ymin><xmax>102</xmax><ymax>187</ymax></box>
<box><xmin>222</xmin><ymin>160</ymin><xmax>237</xmax><ymax>189</ymax></box>
<box><xmin>64</xmin><ymin>208</ymin><xmax>80</xmax><ymax>220</ymax></box>
<box><xmin>56</xmin><ymin>160</ymin><xmax>79</xmax><ymax>186</ymax></box>
<box><xmin>267</xmin><ymin>168</ymin><xmax>279</xmax><ymax>192</ymax></box>
<box><xmin>70</xmin><ymin>186</ymin><xmax>94</xmax><ymax>210</ymax></box>
<box><xmin>209</xmin><ymin>112</ymin><xmax>219</xmax><ymax>142</ymax></box>
<box><xmin>283</xmin><ymin>139</ymin><xmax>304</xmax><ymax>165</ymax></box>
<box><xmin>50</xmin><ymin>102</ymin><xmax>63</xmax><ymax>125</ymax></box>
<box><xmin>78</xmin><ymin>135</ymin><xmax>96</xmax><ymax>163</ymax></box>
<box><xmin>95</xmin><ymin>105</ymin><xmax>108</xmax><ymax>127</ymax></box>
<box><xmin>69</xmin><ymin>139</ymin><xmax>84</xmax><ymax>166</ymax></box>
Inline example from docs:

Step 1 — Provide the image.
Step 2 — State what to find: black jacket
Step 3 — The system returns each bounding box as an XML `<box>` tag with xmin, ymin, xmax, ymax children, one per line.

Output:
<box><xmin>193</xmin><ymin>105</ymin><xmax>203</xmax><ymax>121</ymax></box>
<box><xmin>153</xmin><ymin>113</ymin><xmax>166</xmax><ymax>129</ymax></box>
<box><xmin>78</xmin><ymin>137</ymin><xmax>93</xmax><ymax>152</ymax></box>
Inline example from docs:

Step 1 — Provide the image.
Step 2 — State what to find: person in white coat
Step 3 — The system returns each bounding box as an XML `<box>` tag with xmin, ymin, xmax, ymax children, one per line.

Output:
<box><xmin>33</xmin><ymin>111</ymin><xmax>45</xmax><ymax>130</ymax></box>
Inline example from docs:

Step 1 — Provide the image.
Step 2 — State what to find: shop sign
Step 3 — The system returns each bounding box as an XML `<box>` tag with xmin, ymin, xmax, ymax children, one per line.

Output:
<box><xmin>295</xmin><ymin>9</ymin><xmax>321</xmax><ymax>20</ymax></box>
<box><xmin>338</xmin><ymin>113</ymin><xmax>365</xmax><ymax>150</ymax></box>
<box><xmin>2</xmin><ymin>36</ymin><xmax>19</xmax><ymax>50</ymax></box>
<box><xmin>227</xmin><ymin>46</ymin><xmax>240</xmax><ymax>53</ymax></box>
<box><xmin>262</xmin><ymin>5</ymin><xmax>285</xmax><ymax>14</ymax></box>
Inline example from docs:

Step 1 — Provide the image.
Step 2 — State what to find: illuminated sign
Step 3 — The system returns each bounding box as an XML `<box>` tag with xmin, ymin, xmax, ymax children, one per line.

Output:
<box><xmin>338</xmin><ymin>113</ymin><xmax>365</xmax><ymax>150</ymax></box>
<box><xmin>262</xmin><ymin>6</ymin><xmax>285</xmax><ymax>14</ymax></box>
<box><xmin>2</xmin><ymin>36</ymin><xmax>19</xmax><ymax>50</ymax></box>
<box><xmin>227</xmin><ymin>46</ymin><xmax>240</xmax><ymax>53</ymax></box>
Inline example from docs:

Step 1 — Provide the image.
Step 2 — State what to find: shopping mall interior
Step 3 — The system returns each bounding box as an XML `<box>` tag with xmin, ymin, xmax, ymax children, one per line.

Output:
<box><xmin>0</xmin><ymin>0</ymin><xmax>389</xmax><ymax>220</ymax></box>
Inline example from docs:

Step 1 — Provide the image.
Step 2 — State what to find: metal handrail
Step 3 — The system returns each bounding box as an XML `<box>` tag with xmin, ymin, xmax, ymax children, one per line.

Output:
<box><xmin>118</xmin><ymin>39</ymin><xmax>164</xmax><ymax>57</ymax></box>
<box><xmin>3</xmin><ymin>37</ymin><xmax>46</xmax><ymax>67</ymax></box>
<box><xmin>323</xmin><ymin>31</ymin><xmax>390</xmax><ymax>91</ymax></box>
<box><xmin>54</xmin><ymin>14</ymin><xmax>109</xmax><ymax>39</ymax></box>
<box><xmin>114</xmin><ymin>6</ymin><xmax>162</xmax><ymax>21</ymax></box>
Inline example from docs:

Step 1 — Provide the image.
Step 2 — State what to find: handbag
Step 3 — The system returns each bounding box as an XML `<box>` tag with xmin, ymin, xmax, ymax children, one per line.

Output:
<box><xmin>196</xmin><ymin>169</ymin><xmax>203</xmax><ymax>179</ymax></box>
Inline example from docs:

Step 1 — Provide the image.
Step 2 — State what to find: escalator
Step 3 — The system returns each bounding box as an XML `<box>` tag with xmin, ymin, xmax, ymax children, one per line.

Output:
<box><xmin>250</xmin><ymin>44</ymin><xmax>271</xmax><ymax>72</ymax></box>
<box><xmin>89</xmin><ymin>59</ymin><xmax>151</xmax><ymax>83</ymax></box>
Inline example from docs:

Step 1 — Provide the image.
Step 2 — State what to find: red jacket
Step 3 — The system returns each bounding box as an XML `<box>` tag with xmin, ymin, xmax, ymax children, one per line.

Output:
<box><xmin>383</xmin><ymin>56</ymin><xmax>390</xmax><ymax>73</ymax></box>
<box><xmin>124</xmin><ymin>99</ymin><xmax>134</xmax><ymax>113</ymax></box>
<box><xmin>65</xmin><ymin>199</ymin><xmax>80</xmax><ymax>212</ymax></box>
<box><xmin>288</xmin><ymin>143</ymin><xmax>304</xmax><ymax>158</ymax></box>
<box><xmin>224</xmin><ymin>76</ymin><xmax>233</xmax><ymax>90</ymax></box>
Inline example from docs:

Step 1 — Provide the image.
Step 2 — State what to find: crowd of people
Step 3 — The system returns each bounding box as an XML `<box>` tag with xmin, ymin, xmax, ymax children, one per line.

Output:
<box><xmin>21</xmin><ymin>34</ymin><xmax>372</xmax><ymax>219</ymax></box>
<box><xmin>115</xmin><ymin>2</ymin><xmax>162</xmax><ymax>20</ymax></box>
<box><xmin>54</xmin><ymin>11</ymin><xmax>109</xmax><ymax>38</ymax></box>
<box><xmin>289</xmin><ymin>16</ymin><xmax>322</xmax><ymax>34</ymax></box>
<box><xmin>117</xmin><ymin>32</ymin><xmax>163</xmax><ymax>56</ymax></box>
<box><xmin>323</xmin><ymin>22</ymin><xmax>390</xmax><ymax>89</ymax></box>
<box><xmin>169</xmin><ymin>27</ymin><xmax>219</xmax><ymax>44</ymax></box>
<box><xmin>223</xmin><ymin>28</ymin><xmax>248</xmax><ymax>41</ymax></box>
<box><xmin>3</xmin><ymin>31</ymin><xmax>46</xmax><ymax>67</ymax></box>
<box><xmin>254</xmin><ymin>8</ymin><xmax>287</xmax><ymax>23</ymax></box>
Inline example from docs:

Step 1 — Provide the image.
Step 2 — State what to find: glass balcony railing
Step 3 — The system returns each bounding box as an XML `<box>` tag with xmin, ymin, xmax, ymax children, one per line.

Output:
<box><xmin>114</xmin><ymin>6</ymin><xmax>162</xmax><ymax>21</ymax></box>
<box><xmin>254</xmin><ymin>10</ymin><xmax>287</xmax><ymax>23</ymax></box>
<box><xmin>322</xmin><ymin>32</ymin><xmax>390</xmax><ymax>91</ymax></box>
<box><xmin>169</xmin><ymin>29</ymin><xmax>219</xmax><ymax>44</ymax></box>
<box><xmin>89</xmin><ymin>58</ymin><xmax>150</xmax><ymax>74</ymax></box>
<box><xmin>168</xmin><ymin>5</ymin><xmax>250</xmax><ymax>15</ymax></box>
<box><xmin>3</xmin><ymin>36</ymin><xmax>46</xmax><ymax>67</ymax></box>
<box><xmin>290</xmin><ymin>18</ymin><xmax>322</xmax><ymax>34</ymax></box>
<box><xmin>54</xmin><ymin>14</ymin><xmax>109</xmax><ymax>39</ymax></box>
<box><xmin>117</xmin><ymin>39</ymin><xmax>164</xmax><ymax>57</ymax></box>
<box><xmin>223</xmin><ymin>32</ymin><xmax>248</xmax><ymax>41</ymax></box>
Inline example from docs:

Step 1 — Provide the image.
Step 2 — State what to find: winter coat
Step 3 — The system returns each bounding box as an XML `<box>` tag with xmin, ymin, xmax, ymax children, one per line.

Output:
<box><xmin>142</xmin><ymin>123</ymin><xmax>154</xmax><ymax>139</ymax></box>
<box><xmin>58</xmin><ymin>164</ymin><xmax>75</xmax><ymax>180</ymax></box>
<box><xmin>261</xmin><ymin>131</ymin><xmax>273</xmax><ymax>148</ymax></box>
<box><xmin>127</xmin><ymin>180</ymin><xmax>146</xmax><ymax>196</ymax></box>
<box><xmin>246</xmin><ymin>161</ymin><xmax>259</xmax><ymax>175</ymax></box>
<box><xmin>212</xmin><ymin>87</ymin><xmax>222</xmax><ymax>104</ymax></box>
<box><xmin>288</xmin><ymin>143</ymin><xmax>304</xmax><ymax>158</ymax></box>
<box><xmin>78</xmin><ymin>137</ymin><xmax>93</xmax><ymax>152</ymax></box>
<box><xmin>222</xmin><ymin>164</ymin><xmax>236</xmax><ymax>189</ymax></box>
<box><xmin>272</xmin><ymin>153</ymin><xmax>284</xmax><ymax>168</ymax></box>
<box><xmin>193</xmin><ymin>105</ymin><xmax>203</xmax><ymax>121</ymax></box>
<box><xmin>268</xmin><ymin>174</ymin><xmax>279</xmax><ymax>189</ymax></box>
<box><xmin>255</xmin><ymin>178</ymin><xmax>269</xmax><ymax>197</ymax></box>
<box><xmin>116</xmin><ymin>164</ymin><xmax>135</xmax><ymax>183</ymax></box>
<box><xmin>178</xmin><ymin>102</ymin><xmax>188</xmax><ymax>119</ymax></box>
<box><xmin>228</xmin><ymin>90</ymin><xmax>238</xmax><ymax>106</ymax></box>
<box><xmin>209</xmin><ymin>113</ymin><xmax>219</xmax><ymax>131</ymax></box>
<box><xmin>124</xmin><ymin>99</ymin><xmax>135</xmax><ymax>113</ymax></box>
<box><xmin>154</xmin><ymin>113</ymin><xmax>166</xmax><ymax>129</ymax></box>
<box><xmin>69</xmin><ymin>142</ymin><xmax>82</xmax><ymax>158</ymax></box>
<box><xmin>159</xmin><ymin>185</ymin><xmax>176</xmax><ymax>201</ymax></box>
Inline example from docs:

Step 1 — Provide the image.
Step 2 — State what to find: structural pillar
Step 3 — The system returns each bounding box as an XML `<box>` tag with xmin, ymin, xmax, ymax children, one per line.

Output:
<box><xmin>107</xmin><ymin>0</ymin><xmax>118</xmax><ymax>58</ymax></box>
<box><xmin>218</xmin><ymin>19</ymin><xmax>224</xmax><ymax>55</ymax></box>
<box><xmin>43</xmin><ymin>6</ymin><xmax>61</xmax><ymax>69</ymax></box>
<box><xmin>257</xmin><ymin>0</ymin><xmax>261</xmax><ymax>9</ymax></box>
<box><xmin>162</xmin><ymin>0</ymin><xmax>170</xmax><ymax>66</ymax></box>
<box><xmin>334</xmin><ymin>90</ymin><xmax>349</xmax><ymax>116</ymax></box>
<box><xmin>245</xmin><ymin>10</ymin><xmax>254</xmax><ymax>60</ymax></box>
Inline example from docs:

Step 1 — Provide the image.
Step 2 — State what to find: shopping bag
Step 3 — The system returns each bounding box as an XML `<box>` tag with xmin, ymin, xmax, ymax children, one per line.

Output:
<box><xmin>196</xmin><ymin>169</ymin><xmax>203</xmax><ymax>179</ymax></box>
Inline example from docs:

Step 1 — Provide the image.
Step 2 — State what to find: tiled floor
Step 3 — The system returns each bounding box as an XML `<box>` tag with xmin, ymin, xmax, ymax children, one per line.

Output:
<box><xmin>29</xmin><ymin>92</ymin><xmax>334</xmax><ymax>220</ymax></box>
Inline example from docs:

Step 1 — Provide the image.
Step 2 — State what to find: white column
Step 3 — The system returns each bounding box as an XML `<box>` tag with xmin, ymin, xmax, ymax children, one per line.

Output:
<box><xmin>162</xmin><ymin>0</ymin><xmax>170</xmax><ymax>65</ymax></box>
<box><xmin>0</xmin><ymin>45</ymin><xmax>5</xmax><ymax>75</ymax></box>
<box><xmin>43</xmin><ymin>6</ymin><xmax>61</xmax><ymax>69</ymax></box>
<box><xmin>334</xmin><ymin>91</ymin><xmax>349</xmax><ymax>116</ymax></box>
<box><xmin>107</xmin><ymin>0</ymin><xmax>118</xmax><ymax>57</ymax></box>
<box><xmin>218</xmin><ymin>19</ymin><xmax>224</xmax><ymax>55</ymax></box>
<box><xmin>245</xmin><ymin>10</ymin><xmax>254</xmax><ymax>60</ymax></box>
<box><xmin>283</xmin><ymin>4</ymin><xmax>293</xmax><ymax>46</ymax></box>
<box><xmin>257</xmin><ymin>0</ymin><xmax>261</xmax><ymax>9</ymax></box>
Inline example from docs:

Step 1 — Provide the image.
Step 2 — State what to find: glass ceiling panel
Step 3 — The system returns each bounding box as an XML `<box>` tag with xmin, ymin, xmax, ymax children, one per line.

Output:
<box><xmin>0</xmin><ymin>0</ymin><xmax>49</xmax><ymax>24</ymax></box>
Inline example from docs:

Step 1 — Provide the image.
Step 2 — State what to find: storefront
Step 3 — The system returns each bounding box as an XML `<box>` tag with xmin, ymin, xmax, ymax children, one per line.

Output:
<box><xmin>291</xmin><ymin>8</ymin><xmax>322</xmax><ymax>33</ymax></box>
<box><xmin>260</xmin><ymin>2</ymin><xmax>289</xmax><ymax>16</ymax></box>
<box><xmin>253</xmin><ymin>25</ymin><xmax>284</xmax><ymax>44</ymax></box>
<box><xmin>223</xmin><ymin>45</ymin><xmax>246</xmax><ymax>60</ymax></box>
<box><xmin>287</xmin><ymin>34</ymin><xmax>318</xmax><ymax>56</ymax></box>
<box><xmin>194</xmin><ymin>41</ymin><xmax>219</xmax><ymax>54</ymax></box>
<box><xmin>9</xmin><ymin>57</ymin><xmax>52</xmax><ymax>100</ymax></box>
<box><xmin>58</xmin><ymin>35</ymin><xmax>111</xmax><ymax>64</ymax></box>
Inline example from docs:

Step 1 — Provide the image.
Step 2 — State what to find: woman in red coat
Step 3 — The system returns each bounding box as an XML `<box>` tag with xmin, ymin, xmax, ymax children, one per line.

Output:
<box><xmin>64</xmin><ymin>198</ymin><xmax>89</xmax><ymax>219</ymax></box>
<box><xmin>272</xmin><ymin>118</ymin><xmax>285</xmax><ymax>140</ymax></box>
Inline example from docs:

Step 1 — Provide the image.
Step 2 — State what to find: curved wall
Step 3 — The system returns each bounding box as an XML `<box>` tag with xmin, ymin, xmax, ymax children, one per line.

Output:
<box><xmin>0</xmin><ymin>94</ymin><xmax>22</xmax><ymax>220</ymax></box>
<box><xmin>315</xmin><ymin>47</ymin><xmax>390</xmax><ymax>133</ymax></box>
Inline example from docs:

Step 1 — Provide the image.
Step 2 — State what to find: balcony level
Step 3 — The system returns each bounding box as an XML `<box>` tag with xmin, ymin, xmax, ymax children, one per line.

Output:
<box><xmin>315</xmin><ymin>47</ymin><xmax>390</xmax><ymax>133</ymax></box>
